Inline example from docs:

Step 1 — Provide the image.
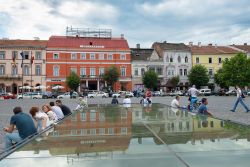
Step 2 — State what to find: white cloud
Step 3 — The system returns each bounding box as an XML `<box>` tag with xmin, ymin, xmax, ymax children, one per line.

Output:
<box><xmin>0</xmin><ymin>0</ymin><xmax>118</xmax><ymax>39</ymax></box>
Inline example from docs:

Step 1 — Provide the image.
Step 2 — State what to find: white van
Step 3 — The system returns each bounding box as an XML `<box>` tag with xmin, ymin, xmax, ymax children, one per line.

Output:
<box><xmin>199</xmin><ymin>89</ymin><xmax>212</xmax><ymax>96</ymax></box>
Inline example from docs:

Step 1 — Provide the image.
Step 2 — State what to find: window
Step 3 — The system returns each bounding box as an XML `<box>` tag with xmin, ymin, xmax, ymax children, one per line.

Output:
<box><xmin>24</xmin><ymin>65</ymin><xmax>29</xmax><ymax>75</ymax></box>
<box><xmin>179</xmin><ymin>69</ymin><xmax>183</xmax><ymax>76</ymax></box>
<box><xmin>120</xmin><ymin>54</ymin><xmax>126</xmax><ymax>60</ymax></box>
<box><xmin>99</xmin><ymin>67</ymin><xmax>105</xmax><ymax>75</ymax></box>
<box><xmin>0</xmin><ymin>51</ymin><xmax>5</xmax><ymax>59</ymax></box>
<box><xmin>53</xmin><ymin>53</ymin><xmax>59</xmax><ymax>59</ymax></box>
<box><xmin>35</xmin><ymin>51</ymin><xmax>42</xmax><ymax>60</ymax></box>
<box><xmin>89</xmin><ymin>129</ymin><xmax>96</xmax><ymax>135</ymax></box>
<box><xmin>184</xmin><ymin>69</ymin><xmax>187</xmax><ymax>76</ymax></box>
<box><xmin>218</xmin><ymin>57</ymin><xmax>222</xmax><ymax>64</ymax></box>
<box><xmin>121</xmin><ymin>127</ymin><xmax>127</xmax><ymax>135</ymax></box>
<box><xmin>81</xmin><ymin>53</ymin><xmax>86</xmax><ymax>59</ymax></box>
<box><xmin>178</xmin><ymin>56</ymin><xmax>181</xmax><ymax>63</ymax></box>
<box><xmin>210</xmin><ymin>121</ymin><xmax>214</xmax><ymax>128</ymax></box>
<box><xmin>90</xmin><ymin>53</ymin><xmax>95</xmax><ymax>60</ymax></box>
<box><xmin>172</xmin><ymin>70</ymin><xmax>174</xmax><ymax>75</ymax></box>
<box><xmin>121</xmin><ymin>67</ymin><xmax>126</xmax><ymax>76</ymax></box>
<box><xmin>80</xmin><ymin>67</ymin><xmax>86</xmax><ymax>76</ymax></box>
<box><xmin>70</xmin><ymin>67</ymin><xmax>77</xmax><ymax>74</ymax></box>
<box><xmin>12</xmin><ymin>51</ymin><xmax>18</xmax><ymax>60</ymax></box>
<box><xmin>157</xmin><ymin>67</ymin><xmax>163</xmax><ymax>75</ymax></box>
<box><xmin>170</xmin><ymin>56</ymin><xmax>173</xmax><ymax>62</ymax></box>
<box><xmin>134</xmin><ymin>68</ymin><xmax>138</xmax><ymax>76</ymax></box>
<box><xmin>90</xmin><ymin>111</ymin><xmax>96</xmax><ymax>121</ymax></box>
<box><xmin>99</xmin><ymin>128</ymin><xmax>105</xmax><ymax>135</ymax></box>
<box><xmin>166</xmin><ymin>56</ymin><xmax>169</xmax><ymax>62</ymax></box>
<box><xmin>149</xmin><ymin>67</ymin><xmax>155</xmax><ymax>71</ymax></box>
<box><xmin>80</xmin><ymin>129</ymin><xmax>87</xmax><ymax>135</ymax></box>
<box><xmin>11</xmin><ymin>66</ymin><xmax>17</xmax><ymax>75</ymax></box>
<box><xmin>108</xmin><ymin>128</ymin><xmax>114</xmax><ymax>134</ymax></box>
<box><xmin>196</xmin><ymin>57</ymin><xmax>199</xmax><ymax>63</ymax></box>
<box><xmin>35</xmin><ymin>65</ymin><xmax>41</xmax><ymax>75</ymax></box>
<box><xmin>0</xmin><ymin>65</ymin><xmax>5</xmax><ymax>75</ymax></box>
<box><xmin>108</xmin><ymin>54</ymin><xmax>113</xmax><ymax>60</ymax></box>
<box><xmin>209</xmin><ymin>57</ymin><xmax>212</xmax><ymax>63</ymax></box>
<box><xmin>53</xmin><ymin>66</ymin><xmax>59</xmax><ymax>76</ymax></box>
<box><xmin>208</xmin><ymin>69</ymin><xmax>213</xmax><ymax>76</ymax></box>
<box><xmin>90</xmin><ymin>68</ymin><xmax>96</xmax><ymax>76</ymax></box>
<box><xmin>99</xmin><ymin>53</ymin><xmax>104</xmax><ymax>60</ymax></box>
<box><xmin>23</xmin><ymin>51</ymin><xmax>29</xmax><ymax>59</ymax></box>
<box><xmin>185</xmin><ymin>56</ymin><xmax>188</xmax><ymax>63</ymax></box>
<box><xmin>141</xmin><ymin>68</ymin><xmax>145</xmax><ymax>75</ymax></box>
<box><xmin>71</xmin><ymin>53</ymin><xmax>77</xmax><ymax>60</ymax></box>
<box><xmin>81</xmin><ymin>112</ymin><xmax>86</xmax><ymax>121</ymax></box>
<box><xmin>71</xmin><ymin>130</ymin><xmax>78</xmax><ymax>136</ymax></box>
<box><xmin>99</xmin><ymin>112</ymin><xmax>105</xmax><ymax>122</ymax></box>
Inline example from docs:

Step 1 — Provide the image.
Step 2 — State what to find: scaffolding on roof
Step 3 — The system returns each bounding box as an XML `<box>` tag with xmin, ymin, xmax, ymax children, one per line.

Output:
<box><xmin>66</xmin><ymin>27</ymin><xmax>112</xmax><ymax>38</ymax></box>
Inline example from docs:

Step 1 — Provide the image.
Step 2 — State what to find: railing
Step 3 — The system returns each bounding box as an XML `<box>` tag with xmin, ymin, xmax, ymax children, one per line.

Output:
<box><xmin>0</xmin><ymin>75</ymin><xmax>22</xmax><ymax>79</ymax></box>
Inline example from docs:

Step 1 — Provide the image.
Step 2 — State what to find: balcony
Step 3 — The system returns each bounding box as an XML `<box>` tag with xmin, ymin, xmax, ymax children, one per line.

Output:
<box><xmin>0</xmin><ymin>74</ymin><xmax>22</xmax><ymax>80</ymax></box>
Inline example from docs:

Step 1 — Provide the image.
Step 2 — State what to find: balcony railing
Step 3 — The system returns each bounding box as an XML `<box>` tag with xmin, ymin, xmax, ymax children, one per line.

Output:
<box><xmin>0</xmin><ymin>74</ymin><xmax>22</xmax><ymax>80</ymax></box>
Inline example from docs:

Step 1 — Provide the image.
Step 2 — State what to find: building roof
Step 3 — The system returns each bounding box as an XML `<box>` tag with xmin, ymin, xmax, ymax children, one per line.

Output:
<box><xmin>0</xmin><ymin>39</ymin><xmax>47</xmax><ymax>48</ymax></box>
<box><xmin>130</xmin><ymin>48</ymin><xmax>154</xmax><ymax>61</ymax></box>
<box><xmin>153</xmin><ymin>42</ymin><xmax>191</xmax><ymax>51</ymax></box>
<box><xmin>230</xmin><ymin>44</ymin><xmax>250</xmax><ymax>52</ymax></box>
<box><xmin>189</xmin><ymin>45</ymin><xmax>240</xmax><ymax>55</ymax></box>
<box><xmin>47</xmin><ymin>36</ymin><xmax>129</xmax><ymax>50</ymax></box>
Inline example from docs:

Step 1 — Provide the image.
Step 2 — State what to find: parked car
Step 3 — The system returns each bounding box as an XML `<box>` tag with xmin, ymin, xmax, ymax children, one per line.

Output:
<box><xmin>169</xmin><ymin>91</ymin><xmax>184</xmax><ymax>96</ymax></box>
<box><xmin>88</xmin><ymin>91</ymin><xmax>109</xmax><ymax>98</ymax></box>
<box><xmin>112</xmin><ymin>92</ymin><xmax>121</xmax><ymax>98</ymax></box>
<box><xmin>51</xmin><ymin>92</ymin><xmax>65</xmax><ymax>98</ymax></box>
<box><xmin>125</xmin><ymin>91</ymin><xmax>134</xmax><ymax>97</ymax></box>
<box><xmin>40</xmin><ymin>91</ymin><xmax>52</xmax><ymax>99</ymax></box>
<box><xmin>199</xmin><ymin>89</ymin><xmax>212</xmax><ymax>96</ymax></box>
<box><xmin>153</xmin><ymin>91</ymin><xmax>161</xmax><ymax>96</ymax></box>
<box><xmin>17</xmin><ymin>92</ymin><xmax>42</xmax><ymax>99</ymax></box>
<box><xmin>225</xmin><ymin>90</ymin><xmax>237</xmax><ymax>96</ymax></box>
<box><xmin>247</xmin><ymin>91</ymin><xmax>250</xmax><ymax>96</ymax></box>
<box><xmin>214</xmin><ymin>89</ymin><xmax>227</xmax><ymax>96</ymax></box>
<box><xmin>57</xmin><ymin>92</ymin><xmax>79</xmax><ymax>99</ymax></box>
<box><xmin>0</xmin><ymin>92</ymin><xmax>16</xmax><ymax>99</ymax></box>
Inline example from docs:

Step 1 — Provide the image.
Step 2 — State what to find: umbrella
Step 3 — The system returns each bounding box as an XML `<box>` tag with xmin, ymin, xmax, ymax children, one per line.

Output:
<box><xmin>34</xmin><ymin>85</ymin><xmax>46</xmax><ymax>90</ymax></box>
<box><xmin>19</xmin><ymin>86</ymin><xmax>32</xmax><ymax>89</ymax></box>
<box><xmin>52</xmin><ymin>85</ymin><xmax>64</xmax><ymax>90</ymax></box>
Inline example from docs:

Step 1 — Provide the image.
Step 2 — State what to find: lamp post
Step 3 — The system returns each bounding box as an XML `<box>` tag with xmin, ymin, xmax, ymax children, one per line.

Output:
<box><xmin>20</xmin><ymin>51</ymin><xmax>24</xmax><ymax>98</ymax></box>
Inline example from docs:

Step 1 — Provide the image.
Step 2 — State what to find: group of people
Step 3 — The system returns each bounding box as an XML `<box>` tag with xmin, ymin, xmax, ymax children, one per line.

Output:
<box><xmin>3</xmin><ymin>100</ymin><xmax>71</xmax><ymax>151</ymax></box>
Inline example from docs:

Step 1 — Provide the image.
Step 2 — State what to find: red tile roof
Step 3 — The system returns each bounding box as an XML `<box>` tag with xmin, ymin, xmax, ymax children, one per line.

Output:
<box><xmin>47</xmin><ymin>36</ymin><xmax>129</xmax><ymax>50</ymax></box>
<box><xmin>189</xmin><ymin>45</ymin><xmax>239</xmax><ymax>55</ymax></box>
<box><xmin>0</xmin><ymin>39</ymin><xmax>47</xmax><ymax>48</ymax></box>
<box><xmin>231</xmin><ymin>45</ymin><xmax>250</xmax><ymax>52</ymax></box>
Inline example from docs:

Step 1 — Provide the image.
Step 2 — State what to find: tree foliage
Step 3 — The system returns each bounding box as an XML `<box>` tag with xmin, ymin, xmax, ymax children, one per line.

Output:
<box><xmin>142</xmin><ymin>70</ymin><xmax>158</xmax><ymax>89</ymax></box>
<box><xmin>188</xmin><ymin>64</ymin><xmax>209</xmax><ymax>88</ymax></box>
<box><xmin>66</xmin><ymin>72</ymin><xmax>80</xmax><ymax>91</ymax></box>
<box><xmin>214</xmin><ymin>53</ymin><xmax>250</xmax><ymax>87</ymax></box>
<box><xmin>103</xmin><ymin>66</ymin><xmax>120</xmax><ymax>90</ymax></box>
<box><xmin>214</xmin><ymin>68</ymin><xmax>227</xmax><ymax>88</ymax></box>
<box><xmin>170</xmin><ymin>75</ymin><xmax>180</xmax><ymax>89</ymax></box>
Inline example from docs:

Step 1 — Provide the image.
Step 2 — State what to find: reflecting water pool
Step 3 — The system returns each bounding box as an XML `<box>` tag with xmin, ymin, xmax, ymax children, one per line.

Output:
<box><xmin>1</xmin><ymin>104</ymin><xmax>250</xmax><ymax>167</ymax></box>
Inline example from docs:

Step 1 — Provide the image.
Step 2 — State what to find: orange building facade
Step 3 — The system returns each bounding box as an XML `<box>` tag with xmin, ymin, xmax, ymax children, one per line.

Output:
<box><xmin>46</xmin><ymin>35</ymin><xmax>132</xmax><ymax>92</ymax></box>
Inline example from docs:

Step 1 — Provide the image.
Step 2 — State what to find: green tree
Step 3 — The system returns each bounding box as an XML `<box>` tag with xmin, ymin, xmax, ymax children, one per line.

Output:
<box><xmin>188</xmin><ymin>64</ymin><xmax>209</xmax><ymax>88</ymax></box>
<box><xmin>66</xmin><ymin>72</ymin><xmax>80</xmax><ymax>91</ymax></box>
<box><xmin>214</xmin><ymin>68</ymin><xmax>227</xmax><ymax>88</ymax></box>
<box><xmin>170</xmin><ymin>75</ymin><xmax>180</xmax><ymax>90</ymax></box>
<box><xmin>217</xmin><ymin>53</ymin><xmax>250</xmax><ymax>87</ymax></box>
<box><xmin>103</xmin><ymin>66</ymin><xmax>120</xmax><ymax>90</ymax></box>
<box><xmin>142</xmin><ymin>70</ymin><xmax>158</xmax><ymax>89</ymax></box>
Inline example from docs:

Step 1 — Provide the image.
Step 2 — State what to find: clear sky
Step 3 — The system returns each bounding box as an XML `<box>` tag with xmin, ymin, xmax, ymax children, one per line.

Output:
<box><xmin>0</xmin><ymin>0</ymin><xmax>250</xmax><ymax>47</ymax></box>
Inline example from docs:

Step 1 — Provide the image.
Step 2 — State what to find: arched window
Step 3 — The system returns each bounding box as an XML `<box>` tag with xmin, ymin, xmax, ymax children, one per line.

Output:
<box><xmin>178</xmin><ymin>56</ymin><xmax>181</xmax><ymax>63</ymax></box>
<box><xmin>24</xmin><ymin>65</ymin><xmax>29</xmax><ymax>75</ymax></box>
<box><xmin>35</xmin><ymin>65</ymin><xmax>41</xmax><ymax>75</ymax></box>
<box><xmin>166</xmin><ymin>56</ymin><xmax>169</xmax><ymax>62</ymax></box>
<box><xmin>185</xmin><ymin>56</ymin><xmax>188</xmax><ymax>63</ymax></box>
<box><xmin>170</xmin><ymin>56</ymin><xmax>173</xmax><ymax>63</ymax></box>
<box><xmin>0</xmin><ymin>65</ymin><xmax>5</xmax><ymax>75</ymax></box>
<box><xmin>11</xmin><ymin>65</ymin><xmax>18</xmax><ymax>75</ymax></box>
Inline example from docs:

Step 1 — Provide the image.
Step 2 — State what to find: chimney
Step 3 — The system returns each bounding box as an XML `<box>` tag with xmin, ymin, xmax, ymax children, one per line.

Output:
<box><xmin>136</xmin><ymin>44</ymin><xmax>140</xmax><ymax>49</ymax></box>
<box><xmin>244</xmin><ymin>43</ymin><xmax>247</xmax><ymax>46</ymax></box>
<box><xmin>198</xmin><ymin>42</ymin><xmax>201</xmax><ymax>47</ymax></box>
<box><xmin>189</xmin><ymin>42</ymin><xmax>193</xmax><ymax>46</ymax></box>
<box><xmin>208</xmin><ymin>43</ymin><xmax>212</xmax><ymax>46</ymax></box>
<box><xmin>121</xmin><ymin>34</ymin><xmax>124</xmax><ymax>39</ymax></box>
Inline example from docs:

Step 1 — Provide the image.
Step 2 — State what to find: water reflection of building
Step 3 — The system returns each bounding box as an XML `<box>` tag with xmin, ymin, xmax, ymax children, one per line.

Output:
<box><xmin>24</xmin><ymin>107</ymin><xmax>132</xmax><ymax>157</ymax></box>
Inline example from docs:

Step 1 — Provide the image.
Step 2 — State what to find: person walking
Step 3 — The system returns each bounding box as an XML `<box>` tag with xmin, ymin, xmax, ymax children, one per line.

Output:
<box><xmin>230</xmin><ymin>86</ymin><xmax>250</xmax><ymax>113</ymax></box>
<box><xmin>188</xmin><ymin>85</ymin><xmax>200</xmax><ymax>111</ymax></box>
<box><xmin>3</xmin><ymin>107</ymin><xmax>37</xmax><ymax>150</ymax></box>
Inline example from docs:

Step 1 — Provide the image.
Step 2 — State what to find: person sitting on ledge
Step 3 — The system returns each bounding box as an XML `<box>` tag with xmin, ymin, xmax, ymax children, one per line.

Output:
<box><xmin>3</xmin><ymin>107</ymin><xmax>37</xmax><ymax>150</ymax></box>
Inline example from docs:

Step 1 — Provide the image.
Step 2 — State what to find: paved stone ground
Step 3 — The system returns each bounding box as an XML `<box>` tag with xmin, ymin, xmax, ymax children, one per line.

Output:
<box><xmin>1</xmin><ymin>96</ymin><xmax>250</xmax><ymax>152</ymax></box>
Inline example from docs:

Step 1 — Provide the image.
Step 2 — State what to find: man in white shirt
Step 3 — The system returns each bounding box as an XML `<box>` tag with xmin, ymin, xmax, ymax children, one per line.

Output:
<box><xmin>231</xmin><ymin>86</ymin><xmax>250</xmax><ymax>112</ymax></box>
<box><xmin>49</xmin><ymin>101</ymin><xmax>64</xmax><ymax>119</ymax></box>
<box><xmin>123</xmin><ymin>95</ymin><xmax>131</xmax><ymax>108</ymax></box>
<box><xmin>171</xmin><ymin>95</ymin><xmax>180</xmax><ymax>108</ymax></box>
<box><xmin>188</xmin><ymin>85</ymin><xmax>200</xmax><ymax>111</ymax></box>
